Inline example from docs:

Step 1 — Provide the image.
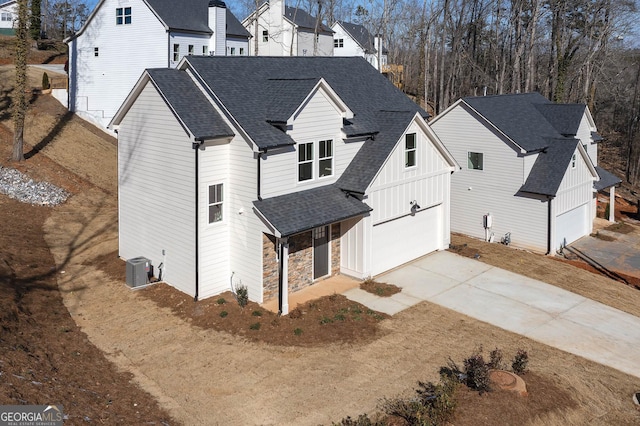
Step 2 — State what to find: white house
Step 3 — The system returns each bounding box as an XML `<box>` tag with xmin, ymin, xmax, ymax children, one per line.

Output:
<box><xmin>66</xmin><ymin>0</ymin><xmax>250</xmax><ymax>130</ymax></box>
<box><xmin>430</xmin><ymin>92</ymin><xmax>620</xmax><ymax>254</ymax></box>
<box><xmin>109</xmin><ymin>56</ymin><xmax>458</xmax><ymax>314</ymax></box>
<box><xmin>242</xmin><ymin>0</ymin><xmax>333</xmax><ymax>56</ymax></box>
<box><xmin>331</xmin><ymin>21</ymin><xmax>387</xmax><ymax>70</ymax></box>
<box><xmin>0</xmin><ymin>0</ymin><xmax>16</xmax><ymax>36</ymax></box>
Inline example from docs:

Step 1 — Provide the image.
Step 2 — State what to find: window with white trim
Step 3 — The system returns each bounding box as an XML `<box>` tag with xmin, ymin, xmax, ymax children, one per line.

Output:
<box><xmin>571</xmin><ymin>154</ymin><xmax>576</xmax><ymax>169</ymax></box>
<box><xmin>468</xmin><ymin>152</ymin><xmax>483</xmax><ymax>170</ymax></box>
<box><xmin>405</xmin><ymin>133</ymin><xmax>416</xmax><ymax>167</ymax></box>
<box><xmin>116</xmin><ymin>7</ymin><xmax>131</xmax><ymax>25</ymax></box>
<box><xmin>208</xmin><ymin>184</ymin><xmax>223</xmax><ymax>223</ymax></box>
<box><xmin>319</xmin><ymin>139</ymin><xmax>333</xmax><ymax>177</ymax></box>
<box><xmin>334</xmin><ymin>38</ymin><xmax>343</xmax><ymax>48</ymax></box>
<box><xmin>1</xmin><ymin>12</ymin><xmax>12</xmax><ymax>21</ymax></box>
<box><xmin>94</xmin><ymin>47</ymin><xmax>99</xmax><ymax>57</ymax></box>
<box><xmin>173</xmin><ymin>44</ymin><xmax>179</xmax><ymax>62</ymax></box>
<box><xmin>239</xmin><ymin>47</ymin><xmax>245</xmax><ymax>55</ymax></box>
<box><xmin>188</xmin><ymin>45</ymin><xmax>194</xmax><ymax>55</ymax></box>
<box><xmin>230</xmin><ymin>47</ymin><xmax>236</xmax><ymax>55</ymax></box>
<box><xmin>262</xmin><ymin>30</ymin><xmax>268</xmax><ymax>42</ymax></box>
<box><xmin>298</xmin><ymin>142</ymin><xmax>313</xmax><ymax>182</ymax></box>
<box><xmin>202</xmin><ymin>45</ymin><xmax>208</xmax><ymax>55</ymax></box>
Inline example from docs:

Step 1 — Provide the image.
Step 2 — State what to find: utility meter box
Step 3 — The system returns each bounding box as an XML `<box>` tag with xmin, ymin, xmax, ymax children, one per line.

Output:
<box><xmin>126</xmin><ymin>257</ymin><xmax>151</xmax><ymax>288</ymax></box>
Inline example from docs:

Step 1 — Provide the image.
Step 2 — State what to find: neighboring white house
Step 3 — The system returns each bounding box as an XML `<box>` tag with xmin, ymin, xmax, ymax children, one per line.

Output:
<box><xmin>242</xmin><ymin>0</ymin><xmax>333</xmax><ymax>56</ymax></box>
<box><xmin>0</xmin><ymin>0</ymin><xmax>16</xmax><ymax>36</ymax></box>
<box><xmin>430</xmin><ymin>92</ymin><xmax>621</xmax><ymax>254</ymax></box>
<box><xmin>66</xmin><ymin>0</ymin><xmax>250</xmax><ymax>130</ymax></box>
<box><xmin>331</xmin><ymin>21</ymin><xmax>387</xmax><ymax>70</ymax></box>
<box><xmin>109</xmin><ymin>56</ymin><xmax>458</xmax><ymax>313</ymax></box>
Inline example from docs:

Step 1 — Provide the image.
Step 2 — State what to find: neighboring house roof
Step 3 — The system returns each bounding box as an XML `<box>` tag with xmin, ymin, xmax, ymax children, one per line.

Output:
<box><xmin>594</xmin><ymin>166</ymin><xmax>621</xmax><ymax>191</ymax></box>
<box><xmin>519</xmin><ymin>138</ymin><xmax>581</xmax><ymax>197</ymax></box>
<box><xmin>225</xmin><ymin>7</ymin><xmax>251</xmax><ymax>38</ymax></box>
<box><xmin>147</xmin><ymin>68</ymin><xmax>234</xmax><ymax>140</ymax></box>
<box><xmin>253</xmin><ymin>185</ymin><xmax>372</xmax><ymax>237</ymax></box>
<box><xmin>284</xmin><ymin>6</ymin><xmax>332</xmax><ymax>34</ymax></box>
<box><xmin>335</xmin><ymin>21</ymin><xmax>387</xmax><ymax>55</ymax></box>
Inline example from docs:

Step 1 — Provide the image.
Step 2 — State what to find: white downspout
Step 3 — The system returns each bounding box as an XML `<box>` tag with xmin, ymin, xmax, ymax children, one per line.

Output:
<box><xmin>609</xmin><ymin>186</ymin><xmax>615</xmax><ymax>222</ymax></box>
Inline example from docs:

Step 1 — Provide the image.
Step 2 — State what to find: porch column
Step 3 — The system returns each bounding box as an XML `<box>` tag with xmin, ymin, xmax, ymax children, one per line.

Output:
<box><xmin>609</xmin><ymin>187</ymin><xmax>615</xmax><ymax>222</ymax></box>
<box><xmin>280</xmin><ymin>238</ymin><xmax>289</xmax><ymax>315</ymax></box>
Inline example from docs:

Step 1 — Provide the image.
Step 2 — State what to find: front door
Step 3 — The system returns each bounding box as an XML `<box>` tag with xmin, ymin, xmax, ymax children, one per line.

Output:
<box><xmin>313</xmin><ymin>226</ymin><xmax>329</xmax><ymax>279</ymax></box>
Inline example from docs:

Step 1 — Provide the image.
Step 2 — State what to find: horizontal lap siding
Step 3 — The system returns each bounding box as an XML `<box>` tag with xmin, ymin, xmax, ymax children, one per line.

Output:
<box><xmin>261</xmin><ymin>89</ymin><xmax>348</xmax><ymax>198</ymax></box>
<box><xmin>71</xmin><ymin>0</ymin><xmax>167</xmax><ymax>125</ymax></box>
<box><xmin>432</xmin><ymin>105</ymin><xmax>548</xmax><ymax>252</ymax></box>
<box><xmin>118</xmin><ymin>82</ymin><xmax>196</xmax><ymax>295</ymax></box>
<box><xmin>169</xmin><ymin>32</ymin><xmax>210</xmax><ymax>67</ymax></box>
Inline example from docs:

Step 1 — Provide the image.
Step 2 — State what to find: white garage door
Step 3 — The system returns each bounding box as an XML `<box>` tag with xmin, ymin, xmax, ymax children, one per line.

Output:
<box><xmin>371</xmin><ymin>205</ymin><xmax>442</xmax><ymax>276</ymax></box>
<box><xmin>556</xmin><ymin>203</ymin><xmax>589</xmax><ymax>249</ymax></box>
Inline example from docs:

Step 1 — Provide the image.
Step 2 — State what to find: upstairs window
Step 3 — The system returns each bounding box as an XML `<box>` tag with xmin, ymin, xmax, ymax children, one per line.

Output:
<box><xmin>334</xmin><ymin>38</ymin><xmax>344</xmax><ymax>48</ymax></box>
<box><xmin>94</xmin><ymin>47</ymin><xmax>99</xmax><ymax>57</ymax></box>
<box><xmin>262</xmin><ymin>30</ymin><xmax>269</xmax><ymax>42</ymax></box>
<box><xmin>116</xmin><ymin>7</ymin><xmax>131</xmax><ymax>25</ymax></box>
<box><xmin>239</xmin><ymin>47</ymin><xmax>245</xmax><ymax>55</ymax></box>
<box><xmin>298</xmin><ymin>142</ymin><xmax>313</xmax><ymax>182</ymax></box>
<box><xmin>405</xmin><ymin>133</ymin><xmax>416</xmax><ymax>167</ymax></box>
<box><xmin>203</xmin><ymin>45</ymin><xmax>209</xmax><ymax>55</ymax></box>
<box><xmin>319</xmin><ymin>140</ymin><xmax>333</xmax><ymax>177</ymax></box>
<box><xmin>571</xmin><ymin>154</ymin><xmax>576</xmax><ymax>169</ymax></box>
<box><xmin>188</xmin><ymin>45</ymin><xmax>194</xmax><ymax>55</ymax></box>
<box><xmin>173</xmin><ymin>44</ymin><xmax>179</xmax><ymax>62</ymax></box>
<box><xmin>1</xmin><ymin>12</ymin><xmax>12</xmax><ymax>21</ymax></box>
<box><xmin>230</xmin><ymin>47</ymin><xmax>236</xmax><ymax>55</ymax></box>
<box><xmin>468</xmin><ymin>152</ymin><xmax>484</xmax><ymax>170</ymax></box>
<box><xmin>208</xmin><ymin>184</ymin><xmax>223</xmax><ymax>223</ymax></box>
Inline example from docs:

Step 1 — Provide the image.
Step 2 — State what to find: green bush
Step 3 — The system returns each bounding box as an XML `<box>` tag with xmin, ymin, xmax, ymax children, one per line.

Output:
<box><xmin>332</xmin><ymin>414</ymin><xmax>382</xmax><ymax>426</ymax></box>
<box><xmin>320</xmin><ymin>316</ymin><xmax>334</xmax><ymax>324</ymax></box>
<box><xmin>235</xmin><ymin>283</ymin><xmax>248</xmax><ymax>308</ymax></box>
<box><xmin>249</xmin><ymin>322</ymin><xmax>261</xmax><ymax>330</ymax></box>
<box><xmin>42</xmin><ymin>72</ymin><xmax>50</xmax><ymax>90</ymax></box>
<box><xmin>219</xmin><ymin>311</ymin><xmax>228</xmax><ymax>318</ymax></box>
<box><xmin>334</xmin><ymin>313</ymin><xmax>346</xmax><ymax>321</ymax></box>
<box><xmin>216</xmin><ymin>297</ymin><xmax>226</xmax><ymax>305</ymax></box>
<box><xmin>512</xmin><ymin>349</ymin><xmax>529</xmax><ymax>374</ymax></box>
<box><xmin>293</xmin><ymin>328</ymin><xmax>303</xmax><ymax>336</ymax></box>
<box><xmin>252</xmin><ymin>310</ymin><xmax>262</xmax><ymax>317</ymax></box>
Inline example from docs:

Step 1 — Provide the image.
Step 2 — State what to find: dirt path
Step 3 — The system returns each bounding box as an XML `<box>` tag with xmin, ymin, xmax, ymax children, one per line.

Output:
<box><xmin>43</xmin><ymin>187</ymin><xmax>640</xmax><ymax>425</ymax></box>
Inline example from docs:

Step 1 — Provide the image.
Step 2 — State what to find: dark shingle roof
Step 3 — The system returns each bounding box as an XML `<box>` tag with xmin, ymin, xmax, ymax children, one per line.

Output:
<box><xmin>535</xmin><ymin>104</ymin><xmax>586</xmax><ymax>136</ymax></box>
<box><xmin>145</xmin><ymin>0</ymin><xmax>212</xmax><ymax>33</ymax></box>
<box><xmin>147</xmin><ymin>68</ymin><xmax>234</xmax><ymax>140</ymax></box>
<box><xmin>519</xmin><ymin>138</ymin><xmax>580</xmax><ymax>197</ymax></box>
<box><xmin>185</xmin><ymin>56</ymin><xmax>425</xmax><ymax>150</ymax></box>
<box><xmin>284</xmin><ymin>6</ymin><xmax>332</xmax><ymax>33</ymax></box>
<box><xmin>595</xmin><ymin>166</ymin><xmax>621</xmax><ymax>190</ymax></box>
<box><xmin>253</xmin><ymin>186</ymin><xmax>371</xmax><ymax>237</ymax></box>
<box><xmin>336</xmin><ymin>21</ymin><xmax>387</xmax><ymax>54</ymax></box>
<box><xmin>225</xmin><ymin>7</ymin><xmax>251</xmax><ymax>38</ymax></box>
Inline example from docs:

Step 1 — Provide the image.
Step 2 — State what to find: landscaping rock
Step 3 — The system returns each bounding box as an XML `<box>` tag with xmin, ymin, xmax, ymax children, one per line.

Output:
<box><xmin>0</xmin><ymin>166</ymin><xmax>69</xmax><ymax>206</ymax></box>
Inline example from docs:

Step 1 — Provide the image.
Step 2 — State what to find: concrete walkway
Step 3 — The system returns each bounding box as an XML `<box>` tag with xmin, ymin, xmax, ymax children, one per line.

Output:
<box><xmin>344</xmin><ymin>251</ymin><xmax>640</xmax><ymax>379</ymax></box>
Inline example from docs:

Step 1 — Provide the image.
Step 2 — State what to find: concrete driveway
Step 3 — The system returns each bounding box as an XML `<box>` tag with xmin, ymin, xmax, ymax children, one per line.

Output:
<box><xmin>344</xmin><ymin>251</ymin><xmax>640</xmax><ymax>379</ymax></box>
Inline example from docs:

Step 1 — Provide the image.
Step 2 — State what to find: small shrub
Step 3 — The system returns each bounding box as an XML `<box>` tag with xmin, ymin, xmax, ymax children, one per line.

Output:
<box><xmin>293</xmin><ymin>327</ymin><xmax>303</xmax><ymax>336</ymax></box>
<box><xmin>334</xmin><ymin>313</ymin><xmax>346</xmax><ymax>321</ymax></box>
<box><xmin>216</xmin><ymin>297</ymin><xmax>226</xmax><ymax>305</ymax></box>
<box><xmin>219</xmin><ymin>311</ymin><xmax>228</xmax><ymax>318</ymax></box>
<box><xmin>332</xmin><ymin>414</ymin><xmax>381</xmax><ymax>426</ymax></box>
<box><xmin>488</xmin><ymin>347</ymin><xmax>504</xmax><ymax>370</ymax></box>
<box><xmin>252</xmin><ymin>310</ymin><xmax>262</xmax><ymax>317</ymax></box>
<box><xmin>235</xmin><ymin>283</ymin><xmax>248</xmax><ymax>308</ymax></box>
<box><xmin>320</xmin><ymin>316</ymin><xmax>334</xmax><ymax>324</ymax></box>
<box><xmin>512</xmin><ymin>349</ymin><xmax>529</xmax><ymax>374</ymax></box>
<box><xmin>351</xmin><ymin>305</ymin><xmax>362</xmax><ymax>314</ymax></box>
<box><xmin>289</xmin><ymin>308</ymin><xmax>302</xmax><ymax>319</ymax></box>
<box><xmin>42</xmin><ymin>72</ymin><xmax>50</xmax><ymax>90</ymax></box>
<box><xmin>249</xmin><ymin>322</ymin><xmax>261</xmax><ymax>330</ymax></box>
<box><xmin>463</xmin><ymin>348</ymin><xmax>491</xmax><ymax>393</ymax></box>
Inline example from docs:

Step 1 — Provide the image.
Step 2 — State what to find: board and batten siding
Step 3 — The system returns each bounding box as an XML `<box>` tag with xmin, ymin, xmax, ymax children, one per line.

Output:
<box><xmin>576</xmin><ymin>113</ymin><xmax>598</xmax><ymax>166</ymax></box>
<box><xmin>118</xmin><ymin>82</ymin><xmax>196</xmax><ymax>296</ymax></box>
<box><xmin>69</xmin><ymin>0</ymin><xmax>167</xmax><ymax>129</ymax></box>
<box><xmin>260</xmin><ymin>88</ymin><xmax>352</xmax><ymax>198</ymax></box>
<box><xmin>554</xmin><ymin>148</ymin><xmax>594</xmax><ymax>216</ymax></box>
<box><xmin>431</xmin><ymin>103</ymin><xmax>548</xmax><ymax>252</ymax></box>
<box><xmin>340</xmin><ymin>216</ymin><xmax>365</xmax><ymax>278</ymax></box>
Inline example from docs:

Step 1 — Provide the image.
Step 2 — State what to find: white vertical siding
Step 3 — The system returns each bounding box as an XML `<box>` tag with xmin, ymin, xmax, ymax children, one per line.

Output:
<box><xmin>261</xmin><ymin>88</ymin><xmax>353</xmax><ymax>198</ymax></box>
<box><xmin>118</xmin><ymin>82</ymin><xmax>196</xmax><ymax>296</ymax></box>
<box><xmin>576</xmin><ymin>113</ymin><xmax>598</xmax><ymax>166</ymax></box>
<box><xmin>554</xmin><ymin>148</ymin><xmax>594</xmax><ymax>215</ymax></box>
<box><xmin>431</xmin><ymin>104</ymin><xmax>549</xmax><ymax>252</ymax></box>
<box><xmin>70</xmin><ymin>0</ymin><xmax>168</xmax><ymax>128</ymax></box>
<box><xmin>340</xmin><ymin>217</ymin><xmax>365</xmax><ymax>277</ymax></box>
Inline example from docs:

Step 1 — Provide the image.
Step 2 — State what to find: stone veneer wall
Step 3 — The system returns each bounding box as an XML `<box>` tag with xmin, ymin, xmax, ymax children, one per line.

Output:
<box><xmin>262</xmin><ymin>234</ymin><xmax>279</xmax><ymax>302</ymax></box>
<box><xmin>261</xmin><ymin>223</ymin><xmax>343</xmax><ymax>302</ymax></box>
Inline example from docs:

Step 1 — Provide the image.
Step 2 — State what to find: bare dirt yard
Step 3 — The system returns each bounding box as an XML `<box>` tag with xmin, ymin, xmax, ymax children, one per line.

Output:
<box><xmin>1</xmin><ymin>64</ymin><xmax>640</xmax><ymax>425</ymax></box>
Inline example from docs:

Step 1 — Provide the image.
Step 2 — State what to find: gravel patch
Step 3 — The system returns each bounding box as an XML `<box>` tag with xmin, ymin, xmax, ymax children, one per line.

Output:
<box><xmin>0</xmin><ymin>166</ymin><xmax>69</xmax><ymax>206</ymax></box>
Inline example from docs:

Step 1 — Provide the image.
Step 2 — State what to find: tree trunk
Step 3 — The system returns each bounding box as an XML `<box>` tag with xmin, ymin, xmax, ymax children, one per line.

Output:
<box><xmin>12</xmin><ymin>0</ymin><xmax>28</xmax><ymax>162</ymax></box>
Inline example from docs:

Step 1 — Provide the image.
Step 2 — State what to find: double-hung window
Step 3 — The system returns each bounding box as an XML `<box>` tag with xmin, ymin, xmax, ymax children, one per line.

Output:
<box><xmin>468</xmin><ymin>152</ymin><xmax>484</xmax><ymax>170</ymax></box>
<box><xmin>262</xmin><ymin>30</ymin><xmax>269</xmax><ymax>42</ymax></box>
<box><xmin>208</xmin><ymin>184</ymin><xmax>223</xmax><ymax>223</ymax></box>
<box><xmin>116</xmin><ymin>7</ymin><xmax>131</xmax><ymax>25</ymax></box>
<box><xmin>188</xmin><ymin>45</ymin><xmax>194</xmax><ymax>55</ymax></box>
<box><xmin>298</xmin><ymin>143</ymin><xmax>313</xmax><ymax>182</ymax></box>
<box><xmin>319</xmin><ymin>140</ymin><xmax>333</xmax><ymax>177</ymax></box>
<box><xmin>405</xmin><ymin>133</ymin><xmax>416</xmax><ymax>167</ymax></box>
<box><xmin>1</xmin><ymin>12</ymin><xmax>12</xmax><ymax>21</ymax></box>
<box><xmin>173</xmin><ymin>44</ymin><xmax>180</xmax><ymax>62</ymax></box>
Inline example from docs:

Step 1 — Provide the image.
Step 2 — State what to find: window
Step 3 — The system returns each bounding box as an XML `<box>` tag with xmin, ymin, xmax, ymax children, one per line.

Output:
<box><xmin>334</xmin><ymin>38</ymin><xmax>344</xmax><ymax>48</ymax></box>
<box><xmin>571</xmin><ymin>154</ymin><xmax>576</xmax><ymax>169</ymax></box>
<box><xmin>302</xmin><ymin>49</ymin><xmax>307</xmax><ymax>56</ymax></box>
<box><xmin>405</xmin><ymin>133</ymin><xmax>416</xmax><ymax>167</ymax></box>
<box><xmin>208</xmin><ymin>184</ymin><xmax>223</xmax><ymax>223</ymax></box>
<box><xmin>239</xmin><ymin>47</ymin><xmax>244</xmax><ymax>55</ymax></box>
<box><xmin>116</xmin><ymin>7</ymin><xmax>131</xmax><ymax>25</ymax></box>
<box><xmin>262</xmin><ymin>30</ymin><xmax>268</xmax><ymax>42</ymax></box>
<box><xmin>298</xmin><ymin>142</ymin><xmax>313</xmax><ymax>181</ymax></box>
<box><xmin>173</xmin><ymin>43</ymin><xmax>179</xmax><ymax>62</ymax></box>
<box><xmin>94</xmin><ymin>47</ymin><xmax>99</xmax><ymax>57</ymax></box>
<box><xmin>468</xmin><ymin>152</ymin><xmax>484</xmax><ymax>170</ymax></box>
<box><xmin>230</xmin><ymin>47</ymin><xmax>236</xmax><ymax>55</ymax></box>
<box><xmin>202</xmin><ymin>45</ymin><xmax>208</xmax><ymax>55</ymax></box>
<box><xmin>1</xmin><ymin>12</ymin><xmax>11</xmax><ymax>21</ymax></box>
<box><xmin>188</xmin><ymin>45</ymin><xmax>194</xmax><ymax>55</ymax></box>
<box><xmin>319</xmin><ymin>140</ymin><xmax>333</xmax><ymax>177</ymax></box>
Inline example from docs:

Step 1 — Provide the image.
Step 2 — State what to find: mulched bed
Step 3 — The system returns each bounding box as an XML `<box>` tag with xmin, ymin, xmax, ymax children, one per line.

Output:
<box><xmin>360</xmin><ymin>278</ymin><xmax>402</xmax><ymax>297</ymax></box>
